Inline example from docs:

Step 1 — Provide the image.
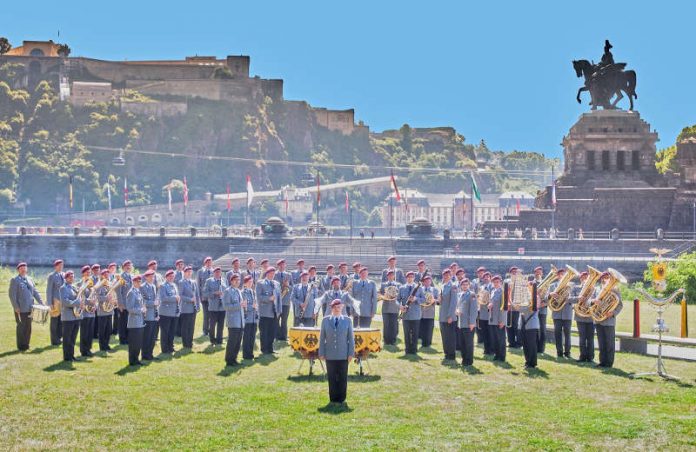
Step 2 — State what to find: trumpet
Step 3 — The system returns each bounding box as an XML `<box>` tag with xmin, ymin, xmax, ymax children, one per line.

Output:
<box><xmin>73</xmin><ymin>278</ymin><xmax>94</xmax><ymax>317</ymax></box>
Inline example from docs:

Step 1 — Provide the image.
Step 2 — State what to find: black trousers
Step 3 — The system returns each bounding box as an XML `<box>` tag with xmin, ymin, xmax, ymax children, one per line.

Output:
<box><xmin>159</xmin><ymin>316</ymin><xmax>177</xmax><ymax>353</ymax></box>
<box><xmin>50</xmin><ymin>315</ymin><xmax>62</xmax><ymax>345</ymax></box>
<box><xmin>577</xmin><ymin>321</ymin><xmax>595</xmax><ymax>361</ymax></box>
<box><xmin>97</xmin><ymin>315</ymin><xmax>113</xmax><ymax>350</ymax></box>
<box><xmin>522</xmin><ymin>327</ymin><xmax>538</xmax><ymax>367</ymax></box>
<box><xmin>208</xmin><ymin>311</ymin><xmax>225</xmax><ymax>345</ymax></box>
<box><xmin>225</xmin><ymin>327</ymin><xmax>243</xmax><ymax>365</ymax></box>
<box><xmin>112</xmin><ymin>309</ymin><xmax>119</xmax><ymax>335</ymax></box>
<box><xmin>383</xmin><ymin>313</ymin><xmax>399</xmax><ymax>345</ymax></box>
<box><xmin>538</xmin><ymin>313</ymin><xmax>547</xmax><ymax>352</ymax></box>
<box><xmin>596</xmin><ymin>324</ymin><xmax>616</xmax><ymax>367</ymax></box>
<box><xmin>62</xmin><ymin>320</ymin><xmax>80</xmax><ymax>361</ymax></box>
<box><xmin>118</xmin><ymin>309</ymin><xmax>129</xmax><ymax>344</ymax></box>
<box><xmin>507</xmin><ymin>312</ymin><xmax>520</xmax><ymax>347</ymax></box>
<box><xmin>297</xmin><ymin>317</ymin><xmax>316</xmax><ymax>327</ymax></box>
<box><xmin>259</xmin><ymin>316</ymin><xmax>277</xmax><ymax>354</ymax></box>
<box><xmin>460</xmin><ymin>327</ymin><xmax>475</xmax><ymax>366</ymax></box>
<box><xmin>440</xmin><ymin>321</ymin><xmax>457</xmax><ymax>359</ymax></box>
<box><xmin>478</xmin><ymin>319</ymin><xmax>492</xmax><ymax>354</ymax></box>
<box><xmin>175</xmin><ymin>316</ymin><xmax>181</xmax><ymax>337</ymax></box>
<box><xmin>243</xmin><ymin>322</ymin><xmax>258</xmax><ymax>359</ymax></box>
<box><xmin>143</xmin><ymin>320</ymin><xmax>158</xmax><ymax>359</ymax></box>
<box><xmin>455</xmin><ymin>325</ymin><xmax>462</xmax><ymax>351</ymax></box>
<box><xmin>276</xmin><ymin>305</ymin><xmax>290</xmax><ymax>340</ymax></box>
<box><xmin>403</xmin><ymin>319</ymin><xmax>420</xmax><ymax>354</ymax></box>
<box><xmin>180</xmin><ymin>313</ymin><xmax>196</xmax><ymax>348</ymax></box>
<box><xmin>326</xmin><ymin>359</ymin><xmax>349</xmax><ymax>403</ymax></box>
<box><xmin>128</xmin><ymin>327</ymin><xmax>144</xmax><ymax>365</ymax></box>
<box><xmin>79</xmin><ymin>317</ymin><xmax>95</xmax><ymax>356</ymax></box>
<box><xmin>475</xmin><ymin>318</ymin><xmax>484</xmax><ymax>343</ymax></box>
<box><xmin>553</xmin><ymin>319</ymin><xmax>572</xmax><ymax>356</ymax></box>
<box><xmin>358</xmin><ymin>316</ymin><xmax>372</xmax><ymax>328</ymax></box>
<box><xmin>93</xmin><ymin>314</ymin><xmax>99</xmax><ymax>340</ymax></box>
<box><xmin>419</xmin><ymin>318</ymin><xmax>434</xmax><ymax>347</ymax></box>
<box><xmin>201</xmin><ymin>300</ymin><xmax>210</xmax><ymax>335</ymax></box>
<box><xmin>15</xmin><ymin>312</ymin><xmax>32</xmax><ymax>351</ymax></box>
<box><xmin>489</xmin><ymin>324</ymin><xmax>506</xmax><ymax>361</ymax></box>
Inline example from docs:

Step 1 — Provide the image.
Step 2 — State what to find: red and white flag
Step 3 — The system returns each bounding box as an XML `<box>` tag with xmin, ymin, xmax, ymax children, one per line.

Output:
<box><xmin>390</xmin><ymin>170</ymin><xmax>401</xmax><ymax>202</ymax></box>
<box><xmin>226</xmin><ymin>183</ymin><xmax>231</xmax><ymax>212</ymax></box>
<box><xmin>246</xmin><ymin>175</ymin><xmax>254</xmax><ymax>207</ymax></box>
<box><xmin>183</xmin><ymin>176</ymin><xmax>189</xmax><ymax>207</ymax></box>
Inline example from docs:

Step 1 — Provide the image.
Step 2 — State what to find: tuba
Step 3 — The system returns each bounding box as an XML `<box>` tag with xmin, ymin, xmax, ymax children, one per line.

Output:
<box><xmin>590</xmin><ymin>268</ymin><xmax>627</xmax><ymax>322</ymax></box>
<box><xmin>573</xmin><ymin>265</ymin><xmax>602</xmax><ymax>318</ymax></box>
<box><xmin>73</xmin><ymin>278</ymin><xmax>94</xmax><ymax>317</ymax></box>
<box><xmin>378</xmin><ymin>285</ymin><xmax>399</xmax><ymax>302</ymax></box>
<box><xmin>102</xmin><ymin>276</ymin><xmax>125</xmax><ymax>313</ymax></box>
<box><xmin>536</xmin><ymin>265</ymin><xmax>558</xmax><ymax>302</ymax></box>
<box><xmin>548</xmin><ymin>265</ymin><xmax>579</xmax><ymax>312</ymax></box>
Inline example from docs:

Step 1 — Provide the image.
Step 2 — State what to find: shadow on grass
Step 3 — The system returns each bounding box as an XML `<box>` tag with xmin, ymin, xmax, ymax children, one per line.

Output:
<box><xmin>441</xmin><ymin>359</ymin><xmax>460</xmax><ymax>369</ymax></box>
<box><xmin>115</xmin><ymin>363</ymin><xmax>147</xmax><ymax>376</ymax></box>
<box><xmin>419</xmin><ymin>346</ymin><xmax>439</xmax><ymax>355</ymax></box>
<box><xmin>200</xmin><ymin>345</ymin><xmax>221</xmax><ymax>355</ymax></box>
<box><xmin>218</xmin><ymin>364</ymin><xmax>244</xmax><ymax>377</ymax></box>
<box><xmin>194</xmin><ymin>335</ymin><xmax>210</xmax><ymax>344</ymax></box>
<box><xmin>254</xmin><ymin>354</ymin><xmax>279</xmax><ymax>366</ymax></box>
<box><xmin>462</xmin><ymin>365</ymin><xmax>483</xmax><ymax>375</ymax></box>
<box><xmin>29</xmin><ymin>344</ymin><xmax>60</xmax><ymax>355</ymax></box>
<box><xmin>174</xmin><ymin>348</ymin><xmax>192</xmax><ymax>359</ymax></box>
<box><xmin>383</xmin><ymin>344</ymin><xmax>401</xmax><ymax>353</ymax></box>
<box><xmin>492</xmin><ymin>360</ymin><xmax>513</xmax><ymax>369</ymax></box>
<box><xmin>523</xmin><ymin>367</ymin><xmax>549</xmax><ymax>379</ymax></box>
<box><xmin>287</xmin><ymin>374</ymin><xmax>325</xmax><ymax>383</ymax></box>
<box><xmin>348</xmin><ymin>374</ymin><xmax>381</xmax><ymax>382</ymax></box>
<box><xmin>317</xmin><ymin>402</ymin><xmax>353</xmax><ymax>414</ymax></box>
<box><xmin>398</xmin><ymin>354</ymin><xmax>423</xmax><ymax>362</ymax></box>
<box><xmin>157</xmin><ymin>353</ymin><xmax>174</xmax><ymax>361</ymax></box>
<box><xmin>274</xmin><ymin>341</ymin><xmax>289</xmax><ymax>350</ymax></box>
<box><xmin>0</xmin><ymin>349</ymin><xmax>22</xmax><ymax>359</ymax></box>
<box><xmin>43</xmin><ymin>361</ymin><xmax>76</xmax><ymax>372</ymax></box>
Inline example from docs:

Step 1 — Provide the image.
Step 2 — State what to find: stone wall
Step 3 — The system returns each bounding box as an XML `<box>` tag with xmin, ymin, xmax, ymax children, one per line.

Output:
<box><xmin>120</xmin><ymin>100</ymin><xmax>188</xmax><ymax>118</ymax></box>
<box><xmin>126</xmin><ymin>78</ymin><xmax>283</xmax><ymax>102</ymax></box>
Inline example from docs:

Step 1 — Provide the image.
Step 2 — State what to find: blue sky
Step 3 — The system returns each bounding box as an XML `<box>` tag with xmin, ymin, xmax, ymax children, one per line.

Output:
<box><xmin>2</xmin><ymin>0</ymin><xmax>694</xmax><ymax>157</ymax></box>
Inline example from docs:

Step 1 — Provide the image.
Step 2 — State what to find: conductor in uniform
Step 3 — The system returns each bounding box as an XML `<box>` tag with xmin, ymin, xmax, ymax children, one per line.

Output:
<box><xmin>319</xmin><ymin>299</ymin><xmax>355</xmax><ymax>405</ymax></box>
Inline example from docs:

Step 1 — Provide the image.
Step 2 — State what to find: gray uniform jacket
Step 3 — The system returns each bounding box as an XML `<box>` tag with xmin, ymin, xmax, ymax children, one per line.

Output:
<box><xmin>381</xmin><ymin>268</ymin><xmax>406</xmax><ymax>284</ymax></box>
<box><xmin>291</xmin><ymin>269</ymin><xmax>305</xmax><ymax>285</ymax></box>
<box><xmin>518</xmin><ymin>304</ymin><xmax>540</xmax><ymax>330</ymax></box>
<box><xmin>351</xmin><ymin>279</ymin><xmax>378</xmax><ymax>317</ymax></box>
<box><xmin>398</xmin><ymin>284</ymin><xmax>425</xmax><ymax>321</ymax></box>
<box><xmin>225</xmin><ymin>269</ymin><xmax>242</xmax><ymax>285</ymax></box>
<box><xmin>438</xmin><ymin>281</ymin><xmax>458</xmax><ymax>323</ymax></box>
<box><xmin>316</xmin><ymin>289</ymin><xmax>355</xmax><ymax>316</ymax></box>
<box><xmin>549</xmin><ymin>281</ymin><xmax>574</xmax><ymax>321</ymax></box>
<box><xmin>196</xmin><ymin>267</ymin><xmax>213</xmax><ymax>301</ymax></box>
<box><xmin>177</xmin><ymin>279</ymin><xmax>200</xmax><ymax>314</ymax></box>
<box><xmin>243</xmin><ymin>269</ymin><xmax>261</xmax><ymax>286</ymax></box>
<box><xmin>126</xmin><ymin>288</ymin><xmax>145</xmax><ymax>329</ymax></box>
<box><xmin>223</xmin><ymin>287</ymin><xmax>245</xmax><ymax>329</ymax></box>
<box><xmin>421</xmin><ymin>286</ymin><xmax>439</xmax><ymax>320</ymax></box>
<box><xmin>379</xmin><ymin>281</ymin><xmax>401</xmax><ymax>314</ymax></box>
<box><xmin>274</xmin><ymin>271</ymin><xmax>293</xmax><ymax>306</ymax></box>
<box><xmin>140</xmin><ymin>282</ymin><xmax>158</xmax><ymax>322</ymax></box>
<box><xmin>79</xmin><ymin>280</ymin><xmax>96</xmax><ymax>318</ymax></box>
<box><xmin>535</xmin><ymin>277</ymin><xmax>548</xmax><ymax>315</ymax></box>
<box><xmin>60</xmin><ymin>283</ymin><xmax>81</xmax><ymax>321</ymax></box>
<box><xmin>46</xmin><ymin>271</ymin><xmax>64</xmax><ymax>306</ymax></box>
<box><xmin>256</xmin><ymin>278</ymin><xmax>281</xmax><ymax>318</ymax></box>
<box><xmin>204</xmin><ymin>277</ymin><xmax>226</xmax><ymax>312</ymax></box>
<box><xmin>477</xmin><ymin>283</ymin><xmax>492</xmax><ymax>321</ymax></box>
<box><xmin>593</xmin><ymin>287</ymin><xmax>623</xmax><ymax>327</ymax></box>
<box><xmin>457</xmin><ymin>289</ymin><xmax>478</xmax><ymax>328</ymax></box>
<box><xmin>292</xmin><ymin>283</ymin><xmax>319</xmax><ymax>319</ymax></box>
<box><xmin>242</xmin><ymin>287</ymin><xmax>258</xmax><ymax>324</ymax></box>
<box><xmin>95</xmin><ymin>284</ymin><xmax>112</xmax><ymax>317</ymax></box>
<box><xmin>117</xmin><ymin>272</ymin><xmax>132</xmax><ymax>309</ymax></box>
<box><xmin>159</xmin><ymin>281</ymin><xmax>180</xmax><ymax>317</ymax></box>
<box><xmin>568</xmin><ymin>284</ymin><xmax>592</xmax><ymax>323</ymax></box>
<box><xmin>318</xmin><ymin>315</ymin><xmax>355</xmax><ymax>360</ymax></box>
<box><xmin>9</xmin><ymin>275</ymin><xmax>42</xmax><ymax>313</ymax></box>
<box><xmin>174</xmin><ymin>270</ymin><xmax>184</xmax><ymax>284</ymax></box>
<box><xmin>488</xmin><ymin>287</ymin><xmax>506</xmax><ymax>326</ymax></box>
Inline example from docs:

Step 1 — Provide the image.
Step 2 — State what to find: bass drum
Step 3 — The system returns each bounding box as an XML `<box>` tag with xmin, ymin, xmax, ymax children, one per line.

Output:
<box><xmin>289</xmin><ymin>327</ymin><xmax>321</xmax><ymax>354</ymax></box>
<box><xmin>354</xmin><ymin>328</ymin><xmax>382</xmax><ymax>353</ymax></box>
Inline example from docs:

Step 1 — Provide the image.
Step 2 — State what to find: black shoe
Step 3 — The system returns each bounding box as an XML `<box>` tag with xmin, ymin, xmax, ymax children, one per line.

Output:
<box><xmin>72</xmin><ymin>356</ymin><xmax>83</xmax><ymax>362</ymax></box>
<box><xmin>226</xmin><ymin>361</ymin><xmax>239</xmax><ymax>366</ymax></box>
<box><xmin>564</xmin><ymin>353</ymin><xmax>571</xmax><ymax>359</ymax></box>
<box><xmin>130</xmin><ymin>361</ymin><xmax>142</xmax><ymax>366</ymax></box>
<box><xmin>575</xmin><ymin>358</ymin><xmax>585</xmax><ymax>363</ymax></box>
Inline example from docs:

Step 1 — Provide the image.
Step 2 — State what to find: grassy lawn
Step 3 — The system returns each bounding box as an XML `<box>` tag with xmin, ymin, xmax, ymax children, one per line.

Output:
<box><xmin>1</xmin><ymin>272</ymin><xmax>696</xmax><ymax>450</ymax></box>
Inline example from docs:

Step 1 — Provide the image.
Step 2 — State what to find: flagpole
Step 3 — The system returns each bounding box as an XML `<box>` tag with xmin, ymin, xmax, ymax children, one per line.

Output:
<box><xmin>551</xmin><ymin>165</ymin><xmax>555</xmax><ymax>233</ymax></box>
<box><xmin>389</xmin><ymin>195</ymin><xmax>393</xmax><ymax>238</ymax></box>
<box><xmin>349</xmin><ymin>203</ymin><xmax>353</xmax><ymax>242</ymax></box>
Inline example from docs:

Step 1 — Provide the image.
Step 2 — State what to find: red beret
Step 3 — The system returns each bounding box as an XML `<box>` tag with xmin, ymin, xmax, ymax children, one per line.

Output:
<box><xmin>276</xmin><ymin>259</ymin><xmax>285</xmax><ymax>265</ymax></box>
<box><xmin>228</xmin><ymin>273</ymin><xmax>240</xmax><ymax>281</ymax></box>
<box><xmin>326</xmin><ymin>264</ymin><xmax>334</xmax><ymax>271</ymax></box>
<box><xmin>296</xmin><ymin>259</ymin><xmax>305</xmax><ymax>265</ymax></box>
<box><xmin>64</xmin><ymin>270</ymin><xmax>74</xmax><ymax>278</ymax></box>
<box><xmin>492</xmin><ymin>275</ymin><xmax>502</xmax><ymax>281</ymax></box>
<box><xmin>442</xmin><ymin>269</ymin><xmax>451</xmax><ymax>275</ymax></box>
<box><xmin>53</xmin><ymin>259</ymin><xmax>64</xmax><ymax>266</ymax></box>
<box><xmin>352</xmin><ymin>262</ymin><xmax>361</xmax><ymax>268</ymax></box>
<box><xmin>213</xmin><ymin>267</ymin><xmax>221</xmax><ymax>273</ymax></box>
<box><xmin>184</xmin><ymin>266</ymin><xmax>193</xmax><ymax>272</ymax></box>
<box><xmin>246</xmin><ymin>257</ymin><xmax>255</xmax><ymax>264</ymax></box>
<box><xmin>579</xmin><ymin>271</ymin><xmax>588</xmax><ymax>278</ymax></box>
<box><xmin>330</xmin><ymin>299</ymin><xmax>342</xmax><ymax>307</ymax></box>
<box><xmin>132</xmin><ymin>274</ymin><xmax>142</xmax><ymax>282</ymax></box>
<box><xmin>456</xmin><ymin>269</ymin><xmax>465</xmax><ymax>275</ymax></box>
<box><xmin>16</xmin><ymin>262</ymin><xmax>27</xmax><ymax>269</ymax></box>
<box><xmin>165</xmin><ymin>269</ymin><xmax>175</xmax><ymax>277</ymax></box>
<box><xmin>148</xmin><ymin>260</ymin><xmax>157</xmax><ymax>267</ymax></box>
<box><xmin>265</xmin><ymin>266</ymin><xmax>276</xmax><ymax>275</ymax></box>
<box><xmin>100</xmin><ymin>269</ymin><xmax>109</xmax><ymax>275</ymax></box>
<box><xmin>122</xmin><ymin>260</ymin><xmax>132</xmax><ymax>267</ymax></box>
<box><xmin>556</xmin><ymin>268</ymin><xmax>567</xmax><ymax>274</ymax></box>
<box><xmin>386</xmin><ymin>269</ymin><xmax>395</xmax><ymax>275</ymax></box>
<box><xmin>300</xmin><ymin>271</ymin><xmax>309</xmax><ymax>277</ymax></box>
<box><xmin>243</xmin><ymin>275</ymin><xmax>252</xmax><ymax>283</ymax></box>
<box><xmin>509</xmin><ymin>266</ymin><xmax>519</xmax><ymax>273</ymax></box>
<box><xmin>387</xmin><ymin>256</ymin><xmax>396</xmax><ymax>261</ymax></box>
<box><xmin>331</xmin><ymin>276</ymin><xmax>341</xmax><ymax>283</ymax></box>
<box><xmin>144</xmin><ymin>270</ymin><xmax>155</xmax><ymax>277</ymax></box>
<box><xmin>308</xmin><ymin>266</ymin><xmax>316</xmax><ymax>272</ymax></box>
<box><xmin>422</xmin><ymin>275</ymin><xmax>432</xmax><ymax>282</ymax></box>
<box><xmin>339</xmin><ymin>262</ymin><xmax>348</xmax><ymax>267</ymax></box>
<box><xmin>534</xmin><ymin>266</ymin><xmax>543</xmax><ymax>272</ymax></box>
<box><xmin>417</xmin><ymin>260</ymin><xmax>425</xmax><ymax>265</ymax></box>
<box><xmin>406</xmin><ymin>271</ymin><xmax>415</xmax><ymax>277</ymax></box>
<box><xmin>175</xmin><ymin>259</ymin><xmax>184</xmax><ymax>265</ymax></box>
<box><xmin>600</xmin><ymin>271</ymin><xmax>610</xmax><ymax>278</ymax></box>
<box><xmin>81</xmin><ymin>265</ymin><xmax>91</xmax><ymax>274</ymax></box>
<box><xmin>359</xmin><ymin>267</ymin><xmax>368</xmax><ymax>274</ymax></box>
<box><xmin>483</xmin><ymin>272</ymin><xmax>492</xmax><ymax>278</ymax></box>
<box><xmin>231</xmin><ymin>258</ymin><xmax>239</xmax><ymax>264</ymax></box>
<box><xmin>91</xmin><ymin>264</ymin><xmax>100</xmax><ymax>270</ymax></box>
<box><xmin>204</xmin><ymin>256</ymin><xmax>212</xmax><ymax>263</ymax></box>
<box><xmin>476</xmin><ymin>266</ymin><xmax>486</xmax><ymax>273</ymax></box>
<box><xmin>260</xmin><ymin>259</ymin><xmax>269</xmax><ymax>265</ymax></box>
<box><xmin>108</xmin><ymin>262</ymin><xmax>117</xmax><ymax>268</ymax></box>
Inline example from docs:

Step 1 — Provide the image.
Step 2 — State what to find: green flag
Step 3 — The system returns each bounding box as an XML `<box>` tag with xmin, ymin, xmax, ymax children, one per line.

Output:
<box><xmin>469</xmin><ymin>172</ymin><xmax>481</xmax><ymax>202</ymax></box>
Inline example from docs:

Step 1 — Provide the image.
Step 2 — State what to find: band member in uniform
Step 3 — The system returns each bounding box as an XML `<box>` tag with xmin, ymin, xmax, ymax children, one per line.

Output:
<box><xmin>506</xmin><ymin>266</ymin><xmax>522</xmax><ymax>348</ymax></box>
<box><xmin>548</xmin><ymin>268</ymin><xmax>572</xmax><ymax>358</ymax></box>
<box><xmin>159</xmin><ymin>269</ymin><xmax>181</xmax><ymax>354</ymax></box>
<box><xmin>90</xmin><ymin>264</ymin><xmax>101</xmax><ymax>340</ymax></box>
<box><xmin>319</xmin><ymin>299</ymin><xmax>355</xmax><ymax>405</ymax></box>
<box><xmin>257</xmin><ymin>266</ymin><xmax>281</xmax><ymax>354</ymax></box>
<box><xmin>307</xmin><ymin>266</ymin><xmax>319</xmax><ymax>286</ymax></box>
<box><xmin>243</xmin><ymin>258</ymin><xmax>260</xmax><ymax>286</ymax></box>
<box><xmin>225</xmin><ymin>258</ymin><xmax>242</xmax><ymax>283</ymax></box>
<box><xmin>274</xmin><ymin>259</ymin><xmax>293</xmax><ymax>341</ymax></box>
<box><xmin>241</xmin><ymin>275</ymin><xmax>258</xmax><ymax>360</ymax></box>
<box><xmin>147</xmin><ymin>260</ymin><xmax>164</xmax><ymax>340</ymax></box>
<box><xmin>351</xmin><ymin>267</ymin><xmax>377</xmax><ymax>328</ymax></box>
<box><xmin>438</xmin><ymin>269</ymin><xmax>458</xmax><ymax>360</ymax></box>
<box><xmin>316</xmin><ymin>276</ymin><xmax>354</xmax><ymax>318</ymax></box>
<box><xmin>9</xmin><ymin>262</ymin><xmax>44</xmax><ymax>351</ymax></box>
<box><xmin>399</xmin><ymin>271</ymin><xmax>425</xmax><ymax>355</ymax></box>
<box><xmin>141</xmin><ymin>270</ymin><xmax>160</xmax><ymax>360</ymax></box>
<box><xmin>379</xmin><ymin>269</ymin><xmax>401</xmax><ymax>346</ymax></box>
<box><xmin>419</xmin><ymin>275</ymin><xmax>438</xmax><ymax>347</ymax></box>
<box><xmin>107</xmin><ymin>262</ymin><xmax>119</xmax><ymax>337</ymax></box>
<box><xmin>570</xmin><ymin>271</ymin><xmax>595</xmax><ymax>362</ymax></box>
<box><xmin>78</xmin><ymin>266</ymin><xmax>96</xmax><ymax>357</ymax></box>
<box><xmin>197</xmin><ymin>256</ymin><xmax>214</xmax><ymax>336</ymax></box>
<box><xmin>60</xmin><ymin>271</ymin><xmax>81</xmax><ymax>361</ymax></box>
<box><xmin>337</xmin><ymin>262</ymin><xmax>350</xmax><ymax>289</ymax></box>
<box><xmin>259</xmin><ymin>258</ymin><xmax>269</xmax><ymax>275</ymax></box>
<box><xmin>117</xmin><ymin>260</ymin><xmax>133</xmax><ymax>345</ymax></box>
<box><xmin>95</xmin><ymin>269</ymin><xmax>114</xmax><ymax>351</ymax></box>
<box><xmin>515</xmin><ymin>289</ymin><xmax>539</xmax><ymax>369</ymax></box>
<box><xmin>46</xmin><ymin>259</ymin><xmax>65</xmax><ymax>346</ymax></box>
<box><xmin>126</xmin><ymin>274</ymin><xmax>145</xmax><ymax>366</ymax></box>
<box><xmin>350</xmin><ymin>262</ymin><xmax>361</xmax><ymax>281</ymax></box>
<box><xmin>223</xmin><ymin>274</ymin><xmax>245</xmax><ymax>366</ymax></box>
<box><xmin>476</xmin><ymin>272</ymin><xmax>494</xmax><ymax>355</ymax></box>
<box><xmin>321</xmin><ymin>264</ymin><xmax>336</xmax><ymax>296</ymax></box>
<box><xmin>533</xmin><ymin>266</ymin><xmax>548</xmax><ymax>354</ymax></box>
<box><xmin>487</xmin><ymin>275</ymin><xmax>507</xmax><ymax>362</ymax></box>
<box><xmin>205</xmin><ymin>267</ymin><xmax>226</xmax><ymax>346</ymax></box>
<box><xmin>456</xmin><ymin>278</ymin><xmax>478</xmax><ymax>366</ymax></box>
<box><xmin>291</xmin><ymin>271</ymin><xmax>319</xmax><ymax>327</ymax></box>
<box><xmin>454</xmin><ymin>268</ymin><xmax>466</xmax><ymax>351</ymax></box>
<box><xmin>381</xmin><ymin>256</ymin><xmax>406</xmax><ymax>284</ymax></box>
<box><xmin>593</xmin><ymin>272</ymin><xmax>623</xmax><ymax>368</ymax></box>
<box><xmin>414</xmin><ymin>260</ymin><xmax>427</xmax><ymax>283</ymax></box>
<box><xmin>173</xmin><ymin>259</ymin><xmax>185</xmax><ymax>338</ymax></box>
<box><xmin>178</xmin><ymin>266</ymin><xmax>199</xmax><ymax>350</ymax></box>
<box><xmin>291</xmin><ymin>259</ymin><xmax>306</xmax><ymax>284</ymax></box>
<box><xmin>472</xmin><ymin>266</ymin><xmax>486</xmax><ymax>344</ymax></box>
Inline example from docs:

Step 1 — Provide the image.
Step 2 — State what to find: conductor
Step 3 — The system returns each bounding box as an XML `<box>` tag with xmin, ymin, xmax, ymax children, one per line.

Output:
<box><xmin>319</xmin><ymin>299</ymin><xmax>355</xmax><ymax>404</ymax></box>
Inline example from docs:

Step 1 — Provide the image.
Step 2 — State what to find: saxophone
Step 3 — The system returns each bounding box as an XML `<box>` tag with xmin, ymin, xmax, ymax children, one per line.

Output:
<box><xmin>590</xmin><ymin>268</ymin><xmax>627</xmax><ymax>322</ymax></box>
<box><xmin>573</xmin><ymin>266</ymin><xmax>602</xmax><ymax>318</ymax></box>
<box><xmin>548</xmin><ymin>265</ymin><xmax>579</xmax><ymax>312</ymax></box>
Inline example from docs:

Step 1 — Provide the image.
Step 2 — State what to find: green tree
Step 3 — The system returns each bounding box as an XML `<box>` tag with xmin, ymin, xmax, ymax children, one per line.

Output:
<box><xmin>0</xmin><ymin>37</ymin><xmax>10</xmax><ymax>55</ymax></box>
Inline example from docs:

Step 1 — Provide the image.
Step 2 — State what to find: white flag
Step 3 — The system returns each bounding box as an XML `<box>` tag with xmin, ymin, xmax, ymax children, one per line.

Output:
<box><xmin>246</xmin><ymin>175</ymin><xmax>254</xmax><ymax>208</ymax></box>
<box><xmin>107</xmin><ymin>184</ymin><xmax>112</xmax><ymax>211</ymax></box>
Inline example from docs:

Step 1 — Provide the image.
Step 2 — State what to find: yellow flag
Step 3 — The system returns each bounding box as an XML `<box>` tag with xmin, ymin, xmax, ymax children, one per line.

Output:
<box><xmin>652</xmin><ymin>262</ymin><xmax>667</xmax><ymax>282</ymax></box>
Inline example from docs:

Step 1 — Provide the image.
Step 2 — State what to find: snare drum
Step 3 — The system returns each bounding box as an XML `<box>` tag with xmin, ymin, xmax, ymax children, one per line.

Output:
<box><xmin>31</xmin><ymin>304</ymin><xmax>51</xmax><ymax>325</ymax></box>
<box><xmin>289</xmin><ymin>327</ymin><xmax>321</xmax><ymax>354</ymax></box>
<box><xmin>354</xmin><ymin>328</ymin><xmax>382</xmax><ymax>354</ymax></box>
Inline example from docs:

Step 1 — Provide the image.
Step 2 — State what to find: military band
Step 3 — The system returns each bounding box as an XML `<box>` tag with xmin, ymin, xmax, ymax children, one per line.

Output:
<box><xmin>8</xmin><ymin>255</ymin><xmax>628</xmax><ymax>374</ymax></box>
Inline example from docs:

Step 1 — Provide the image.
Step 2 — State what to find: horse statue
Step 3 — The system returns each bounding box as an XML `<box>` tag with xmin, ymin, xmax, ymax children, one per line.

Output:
<box><xmin>573</xmin><ymin>59</ymin><xmax>637</xmax><ymax>111</ymax></box>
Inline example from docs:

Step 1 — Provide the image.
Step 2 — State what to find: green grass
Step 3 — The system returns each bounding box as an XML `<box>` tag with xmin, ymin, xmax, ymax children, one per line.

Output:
<box><xmin>1</xmin><ymin>272</ymin><xmax>696</xmax><ymax>450</ymax></box>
